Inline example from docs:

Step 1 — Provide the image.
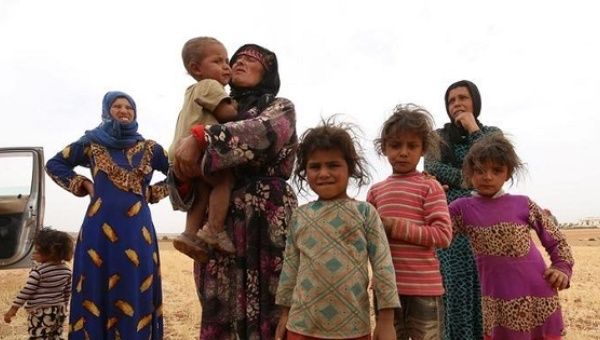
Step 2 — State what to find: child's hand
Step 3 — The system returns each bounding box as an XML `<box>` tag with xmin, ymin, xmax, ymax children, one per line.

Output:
<box><xmin>4</xmin><ymin>306</ymin><xmax>18</xmax><ymax>323</ymax></box>
<box><xmin>373</xmin><ymin>309</ymin><xmax>396</xmax><ymax>340</ymax></box>
<box><xmin>275</xmin><ymin>307</ymin><xmax>289</xmax><ymax>340</ymax></box>
<box><xmin>380</xmin><ymin>217</ymin><xmax>395</xmax><ymax>235</ymax></box>
<box><xmin>544</xmin><ymin>267</ymin><xmax>569</xmax><ymax>290</ymax></box>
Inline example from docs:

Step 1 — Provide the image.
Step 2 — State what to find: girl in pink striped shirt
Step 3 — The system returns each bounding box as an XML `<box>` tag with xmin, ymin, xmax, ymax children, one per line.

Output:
<box><xmin>367</xmin><ymin>103</ymin><xmax>452</xmax><ymax>340</ymax></box>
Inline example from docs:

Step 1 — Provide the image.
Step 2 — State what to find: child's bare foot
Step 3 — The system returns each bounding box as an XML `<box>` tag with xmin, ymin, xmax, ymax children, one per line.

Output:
<box><xmin>214</xmin><ymin>231</ymin><xmax>235</xmax><ymax>254</ymax></box>
<box><xmin>172</xmin><ymin>233</ymin><xmax>208</xmax><ymax>263</ymax></box>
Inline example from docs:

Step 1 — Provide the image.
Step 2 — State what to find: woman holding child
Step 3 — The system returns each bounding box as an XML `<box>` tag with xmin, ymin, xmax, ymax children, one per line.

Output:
<box><xmin>174</xmin><ymin>43</ymin><xmax>297</xmax><ymax>339</ymax></box>
<box><xmin>424</xmin><ymin>80</ymin><xmax>501</xmax><ymax>340</ymax></box>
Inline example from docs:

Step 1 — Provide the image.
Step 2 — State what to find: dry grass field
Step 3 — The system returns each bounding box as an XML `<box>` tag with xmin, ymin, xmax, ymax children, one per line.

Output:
<box><xmin>1</xmin><ymin>229</ymin><xmax>599</xmax><ymax>339</ymax></box>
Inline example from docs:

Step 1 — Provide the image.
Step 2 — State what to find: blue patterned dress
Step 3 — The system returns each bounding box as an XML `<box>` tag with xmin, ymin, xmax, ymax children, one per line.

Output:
<box><xmin>46</xmin><ymin>140</ymin><xmax>169</xmax><ymax>339</ymax></box>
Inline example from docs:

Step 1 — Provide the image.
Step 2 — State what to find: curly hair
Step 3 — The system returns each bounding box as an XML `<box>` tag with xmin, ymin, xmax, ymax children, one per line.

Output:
<box><xmin>374</xmin><ymin>103</ymin><xmax>440</xmax><ymax>159</ymax></box>
<box><xmin>34</xmin><ymin>227</ymin><xmax>74</xmax><ymax>262</ymax></box>
<box><xmin>181</xmin><ymin>37</ymin><xmax>223</xmax><ymax>79</ymax></box>
<box><xmin>462</xmin><ymin>133</ymin><xmax>526</xmax><ymax>188</ymax></box>
<box><xmin>294</xmin><ymin>115</ymin><xmax>370</xmax><ymax>195</ymax></box>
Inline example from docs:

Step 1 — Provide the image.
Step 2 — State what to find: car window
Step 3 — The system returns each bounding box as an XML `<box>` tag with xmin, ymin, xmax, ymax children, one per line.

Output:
<box><xmin>0</xmin><ymin>148</ymin><xmax>44</xmax><ymax>269</ymax></box>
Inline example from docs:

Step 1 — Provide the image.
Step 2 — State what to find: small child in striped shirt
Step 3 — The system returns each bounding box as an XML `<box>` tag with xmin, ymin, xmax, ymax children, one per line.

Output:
<box><xmin>367</xmin><ymin>103</ymin><xmax>452</xmax><ymax>340</ymax></box>
<box><xmin>4</xmin><ymin>227</ymin><xmax>73</xmax><ymax>339</ymax></box>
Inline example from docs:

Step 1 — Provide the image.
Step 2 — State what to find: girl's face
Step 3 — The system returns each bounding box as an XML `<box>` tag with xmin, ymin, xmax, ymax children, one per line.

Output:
<box><xmin>471</xmin><ymin>160</ymin><xmax>510</xmax><ymax>197</ymax></box>
<box><xmin>32</xmin><ymin>246</ymin><xmax>49</xmax><ymax>263</ymax></box>
<box><xmin>306</xmin><ymin>148</ymin><xmax>349</xmax><ymax>201</ymax></box>
<box><xmin>447</xmin><ymin>86</ymin><xmax>474</xmax><ymax>122</ymax></box>
<box><xmin>110</xmin><ymin>97</ymin><xmax>135</xmax><ymax>124</ymax></box>
<box><xmin>231</xmin><ymin>54</ymin><xmax>265</xmax><ymax>88</ymax></box>
<box><xmin>383</xmin><ymin>131</ymin><xmax>424</xmax><ymax>174</ymax></box>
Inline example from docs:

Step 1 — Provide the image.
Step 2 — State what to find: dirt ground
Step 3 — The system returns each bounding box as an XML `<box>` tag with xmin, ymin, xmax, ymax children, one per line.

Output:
<box><xmin>1</xmin><ymin>229</ymin><xmax>598</xmax><ymax>339</ymax></box>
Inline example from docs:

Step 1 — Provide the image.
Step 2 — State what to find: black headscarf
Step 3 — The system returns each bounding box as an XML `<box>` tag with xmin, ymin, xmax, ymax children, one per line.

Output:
<box><xmin>439</xmin><ymin>80</ymin><xmax>483</xmax><ymax>167</ymax></box>
<box><xmin>229</xmin><ymin>44</ymin><xmax>280</xmax><ymax>114</ymax></box>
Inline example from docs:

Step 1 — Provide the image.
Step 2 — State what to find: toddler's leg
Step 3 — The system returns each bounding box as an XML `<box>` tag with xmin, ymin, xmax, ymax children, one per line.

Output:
<box><xmin>185</xmin><ymin>182</ymin><xmax>209</xmax><ymax>236</ymax></box>
<box><xmin>203</xmin><ymin>169</ymin><xmax>235</xmax><ymax>254</ymax></box>
<box><xmin>173</xmin><ymin>181</ymin><xmax>210</xmax><ymax>262</ymax></box>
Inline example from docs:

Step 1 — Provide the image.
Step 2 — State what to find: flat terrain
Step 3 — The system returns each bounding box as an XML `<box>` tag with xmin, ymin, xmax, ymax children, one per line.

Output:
<box><xmin>1</xmin><ymin>229</ymin><xmax>599</xmax><ymax>339</ymax></box>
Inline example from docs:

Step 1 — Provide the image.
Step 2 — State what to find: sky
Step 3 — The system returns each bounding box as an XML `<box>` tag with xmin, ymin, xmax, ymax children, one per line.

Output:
<box><xmin>1</xmin><ymin>0</ymin><xmax>599</xmax><ymax>233</ymax></box>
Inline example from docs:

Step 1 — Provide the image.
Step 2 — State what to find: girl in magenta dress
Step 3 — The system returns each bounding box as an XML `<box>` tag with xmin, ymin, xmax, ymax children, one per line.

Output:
<box><xmin>449</xmin><ymin>133</ymin><xmax>574</xmax><ymax>340</ymax></box>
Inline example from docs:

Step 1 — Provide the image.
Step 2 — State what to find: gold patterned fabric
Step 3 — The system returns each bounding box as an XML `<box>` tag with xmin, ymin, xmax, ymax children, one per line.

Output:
<box><xmin>45</xmin><ymin>138</ymin><xmax>169</xmax><ymax>339</ymax></box>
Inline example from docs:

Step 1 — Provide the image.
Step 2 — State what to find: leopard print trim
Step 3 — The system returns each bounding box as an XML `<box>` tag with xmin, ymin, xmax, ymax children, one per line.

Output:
<box><xmin>126</xmin><ymin>142</ymin><xmax>145</xmax><ymax>166</ymax></box>
<box><xmin>463</xmin><ymin>222</ymin><xmax>530</xmax><ymax>257</ymax></box>
<box><xmin>528</xmin><ymin>200</ymin><xmax>574</xmax><ymax>265</ymax></box>
<box><xmin>146</xmin><ymin>184</ymin><xmax>169</xmax><ymax>203</ymax></box>
<box><xmin>451</xmin><ymin>212</ymin><xmax>464</xmax><ymax>235</ymax></box>
<box><xmin>47</xmin><ymin>172</ymin><xmax>70</xmax><ymax>192</ymax></box>
<box><xmin>68</xmin><ymin>175</ymin><xmax>90</xmax><ymax>197</ymax></box>
<box><xmin>482</xmin><ymin>295</ymin><xmax>560</xmax><ymax>334</ymax></box>
<box><xmin>90</xmin><ymin>141</ymin><xmax>155</xmax><ymax>196</ymax></box>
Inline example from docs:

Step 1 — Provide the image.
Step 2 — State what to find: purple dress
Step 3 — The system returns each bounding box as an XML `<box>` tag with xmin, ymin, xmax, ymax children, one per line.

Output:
<box><xmin>449</xmin><ymin>193</ymin><xmax>574</xmax><ymax>339</ymax></box>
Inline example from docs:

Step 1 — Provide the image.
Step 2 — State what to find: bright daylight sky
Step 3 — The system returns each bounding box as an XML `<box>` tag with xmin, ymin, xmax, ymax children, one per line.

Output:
<box><xmin>1</xmin><ymin>0</ymin><xmax>598</xmax><ymax>233</ymax></box>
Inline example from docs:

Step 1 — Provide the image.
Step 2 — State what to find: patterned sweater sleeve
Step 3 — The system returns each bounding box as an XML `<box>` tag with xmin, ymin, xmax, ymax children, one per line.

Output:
<box><xmin>12</xmin><ymin>267</ymin><xmax>41</xmax><ymax>307</ymax></box>
<box><xmin>388</xmin><ymin>180</ymin><xmax>453</xmax><ymax>248</ymax></box>
<box><xmin>424</xmin><ymin>126</ymin><xmax>502</xmax><ymax>189</ymax></box>
<box><xmin>146</xmin><ymin>141</ymin><xmax>170</xmax><ymax>204</ymax></box>
<box><xmin>45</xmin><ymin>141</ymin><xmax>92</xmax><ymax>197</ymax></box>
<box><xmin>528</xmin><ymin>198</ymin><xmax>574</xmax><ymax>279</ymax></box>
<box><xmin>363</xmin><ymin>202</ymin><xmax>400</xmax><ymax>310</ymax></box>
<box><xmin>275</xmin><ymin>211</ymin><xmax>300</xmax><ymax>307</ymax></box>
<box><xmin>202</xmin><ymin>97</ymin><xmax>296</xmax><ymax>174</ymax></box>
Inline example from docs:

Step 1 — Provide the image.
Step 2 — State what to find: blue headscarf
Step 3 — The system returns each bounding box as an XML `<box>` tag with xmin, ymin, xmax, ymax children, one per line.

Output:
<box><xmin>79</xmin><ymin>91</ymin><xmax>144</xmax><ymax>149</ymax></box>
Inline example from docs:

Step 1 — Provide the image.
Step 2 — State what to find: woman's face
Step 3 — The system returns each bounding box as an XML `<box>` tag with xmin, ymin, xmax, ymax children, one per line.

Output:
<box><xmin>447</xmin><ymin>86</ymin><xmax>474</xmax><ymax>121</ymax></box>
<box><xmin>110</xmin><ymin>97</ymin><xmax>135</xmax><ymax>124</ymax></box>
<box><xmin>231</xmin><ymin>55</ymin><xmax>265</xmax><ymax>88</ymax></box>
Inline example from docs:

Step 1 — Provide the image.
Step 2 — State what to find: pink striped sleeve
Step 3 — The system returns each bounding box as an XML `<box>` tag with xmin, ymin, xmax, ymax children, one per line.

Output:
<box><xmin>390</xmin><ymin>180</ymin><xmax>452</xmax><ymax>248</ymax></box>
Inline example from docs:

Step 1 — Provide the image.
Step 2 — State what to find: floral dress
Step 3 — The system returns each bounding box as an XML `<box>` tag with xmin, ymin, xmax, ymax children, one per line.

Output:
<box><xmin>193</xmin><ymin>97</ymin><xmax>298</xmax><ymax>339</ymax></box>
<box><xmin>46</xmin><ymin>140</ymin><xmax>169</xmax><ymax>339</ymax></box>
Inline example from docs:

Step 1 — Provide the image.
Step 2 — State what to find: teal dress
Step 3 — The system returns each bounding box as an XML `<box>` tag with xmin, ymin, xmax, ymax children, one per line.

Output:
<box><xmin>424</xmin><ymin>126</ymin><xmax>499</xmax><ymax>340</ymax></box>
<box><xmin>46</xmin><ymin>140</ymin><xmax>169</xmax><ymax>339</ymax></box>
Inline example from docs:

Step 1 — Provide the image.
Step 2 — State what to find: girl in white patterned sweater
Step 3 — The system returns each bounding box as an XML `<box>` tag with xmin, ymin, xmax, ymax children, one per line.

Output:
<box><xmin>4</xmin><ymin>228</ymin><xmax>73</xmax><ymax>339</ymax></box>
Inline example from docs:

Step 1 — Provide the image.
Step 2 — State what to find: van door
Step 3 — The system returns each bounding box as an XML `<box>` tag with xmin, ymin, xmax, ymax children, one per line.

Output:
<box><xmin>0</xmin><ymin>147</ymin><xmax>44</xmax><ymax>269</ymax></box>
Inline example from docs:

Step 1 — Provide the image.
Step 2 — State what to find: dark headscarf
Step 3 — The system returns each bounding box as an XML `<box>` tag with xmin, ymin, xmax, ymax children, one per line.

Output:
<box><xmin>439</xmin><ymin>80</ymin><xmax>483</xmax><ymax>167</ymax></box>
<box><xmin>79</xmin><ymin>91</ymin><xmax>144</xmax><ymax>149</ymax></box>
<box><xmin>229</xmin><ymin>44</ymin><xmax>280</xmax><ymax>114</ymax></box>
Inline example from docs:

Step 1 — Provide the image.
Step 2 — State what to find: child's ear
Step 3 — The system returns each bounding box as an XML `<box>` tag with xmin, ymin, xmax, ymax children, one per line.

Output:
<box><xmin>189</xmin><ymin>61</ymin><xmax>202</xmax><ymax>78</ymax></box>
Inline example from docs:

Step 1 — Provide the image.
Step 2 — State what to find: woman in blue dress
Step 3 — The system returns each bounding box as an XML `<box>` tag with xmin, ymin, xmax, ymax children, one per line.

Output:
<box><xmin>46</xmin><ymin>91</ymin><xmax>169</xmax><ymax>339</ymax></box>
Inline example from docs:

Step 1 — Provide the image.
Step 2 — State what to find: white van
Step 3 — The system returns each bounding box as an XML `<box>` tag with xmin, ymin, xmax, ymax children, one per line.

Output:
<box><xmin>0</xmin><ymin>147</ymin><xmax>45</xmax><ymax>269</ymax></box>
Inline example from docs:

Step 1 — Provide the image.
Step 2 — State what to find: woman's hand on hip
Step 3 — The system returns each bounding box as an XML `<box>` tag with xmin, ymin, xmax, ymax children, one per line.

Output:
<box><xmin>83</xmin><ymin>180</ymin><xmax>95</xmax><ymax>198</ymax></box>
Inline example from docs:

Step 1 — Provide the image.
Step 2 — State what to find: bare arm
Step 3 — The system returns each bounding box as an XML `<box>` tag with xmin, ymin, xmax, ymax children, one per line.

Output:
<box><xmin>212</xmin><ymin>98</ymin><xmax>238</xmax><ymax>123</ymax></box>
